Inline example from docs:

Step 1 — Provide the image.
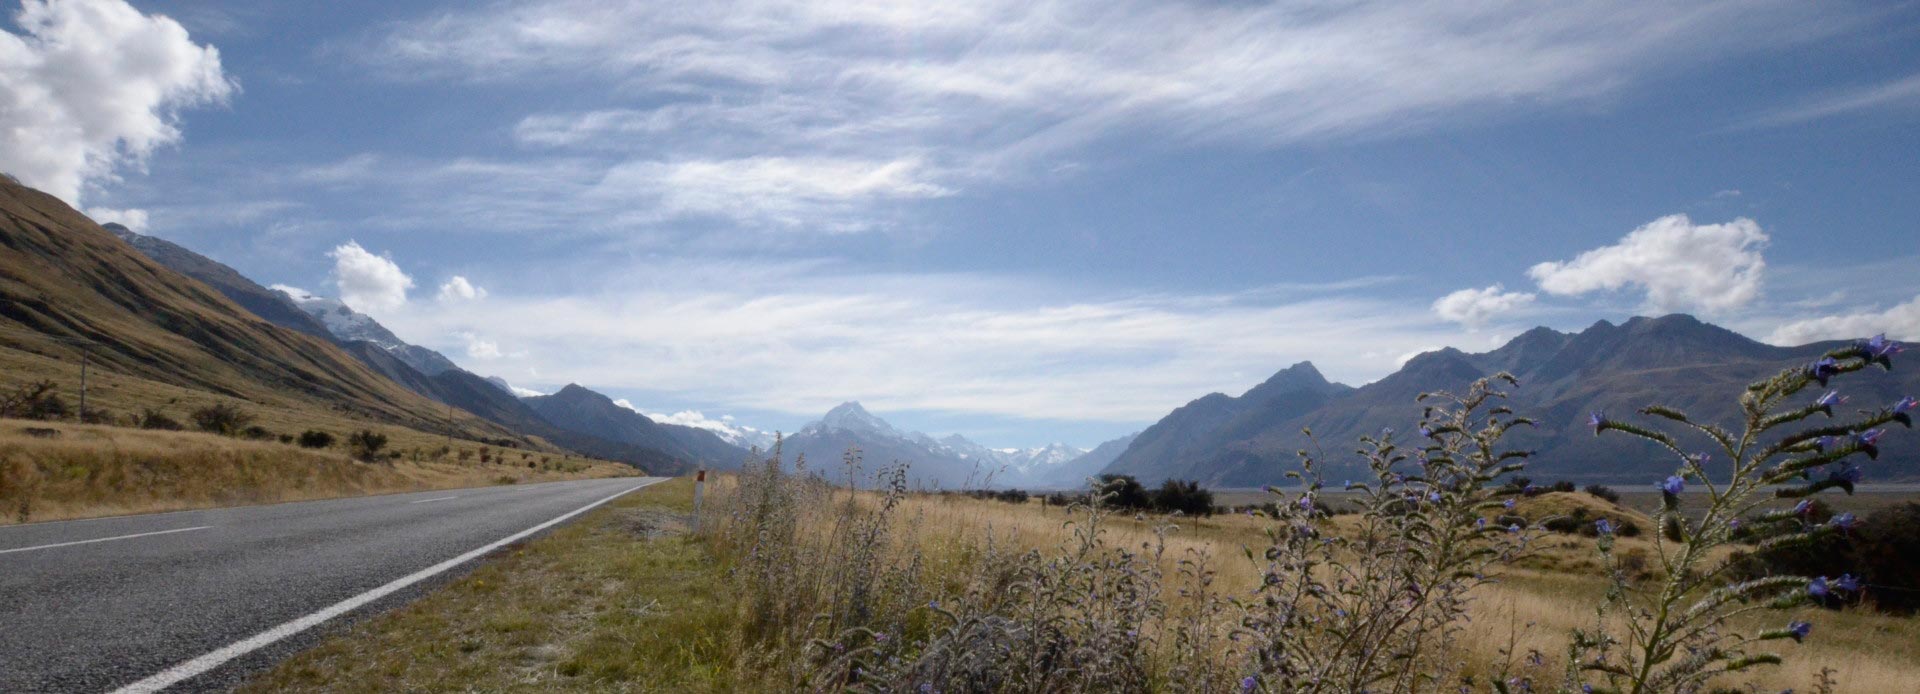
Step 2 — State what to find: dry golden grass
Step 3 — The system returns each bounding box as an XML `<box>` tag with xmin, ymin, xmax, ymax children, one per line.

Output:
<box><xmin>246</xmin><ymin>477</ymin><xmax>1920</xmax><ymax>693</ymax></box>
<box><xmin>0</xmin><ymin>417</ymin><xmax>635</xmax><ymax>525</ymax></box>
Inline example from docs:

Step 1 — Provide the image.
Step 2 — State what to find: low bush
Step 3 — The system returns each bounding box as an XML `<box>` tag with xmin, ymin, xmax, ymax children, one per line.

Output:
<box><xmin>1584</xmin><ymin>483</ymin><xmax>1621</xmax><ymax>503</ymax></box>
<box><xmin>347</xmin><ymin>430</ymin><xmax>389</xmax><ymax>462</ymax></box>
<box><xmin>0</xmin><ymin>381</ymin><xmax>68</xmax><ymax>421</ymax></box>
<box><xmin>136</xmin><ymin>408</ymin><xmax>183</xmax><ymax>431</ymax></box>
<box><xmin>296</xmin><ymin>430</ymin><xmax>335</xmax><ymax>449</ymax></box>
<box><xmin>190</xmin><ymin>402</ymin><xmax>255</xmax><ymax>436</ymax></box>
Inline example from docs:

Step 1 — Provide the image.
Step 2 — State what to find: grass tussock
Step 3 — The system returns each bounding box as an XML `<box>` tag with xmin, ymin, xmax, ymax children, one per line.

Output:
<box><xmin>0</xmin><ymin>418</ymin><xmax>633</xmax><ymax>524</ymax></box>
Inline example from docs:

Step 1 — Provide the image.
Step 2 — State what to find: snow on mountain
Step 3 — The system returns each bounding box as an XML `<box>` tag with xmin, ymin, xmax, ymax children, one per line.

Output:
<box><xmin>613</xmin><ymin>399</ymin><xmax>776</xmax><ymax>450</ymax></box>
<box><xmin>272</xmin><ymin>284</ymin><xmax>461</xmax><ymax>376</ymax></box>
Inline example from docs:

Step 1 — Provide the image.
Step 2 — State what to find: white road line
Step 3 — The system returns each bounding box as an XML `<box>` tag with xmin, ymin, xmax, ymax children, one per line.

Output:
<box><xmin>109</xmin><ymin>479</ymin><xmax>663</xmax><ymax>694</ymax></box>
<box><xmin>409</xmin><ymin>496</ymin><xmax>459</xmax><ymax>504</ymax></box>
<box><xmin>0</xmin><ymin>526</ymin><xmax>211</xmax><ymax>555</ymax></box>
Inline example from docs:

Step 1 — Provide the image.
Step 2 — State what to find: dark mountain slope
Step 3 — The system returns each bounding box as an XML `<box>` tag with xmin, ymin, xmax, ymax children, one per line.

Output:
<box><xmin>103</xmin><ymin>223</ymin><xmax>334</xmax><ymax>340</ymax></box>
<box><xmin>524</xmin><ymin>385</ymin><xmax>749</xmax><ymax>469</ymax></box>
<box><xmin>1109</xmin><ymin>315</ymin><xmax>1920</xmax><ymax>486</ymax></box>
<box><xmin>1102</xmin><ymin>362</ymin><xmax>1352</xmax><ymax>481</ymax></box>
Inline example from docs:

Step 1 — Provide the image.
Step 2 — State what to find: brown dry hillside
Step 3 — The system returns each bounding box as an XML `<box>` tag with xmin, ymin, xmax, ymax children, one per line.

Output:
<box><xmin>0</xmin><ymin>177</ymin><xmax>518</xmax><ymax>443</ymax></box>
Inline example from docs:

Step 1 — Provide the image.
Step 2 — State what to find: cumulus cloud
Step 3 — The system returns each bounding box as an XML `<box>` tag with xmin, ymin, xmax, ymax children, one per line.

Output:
<box><xmin>437</xmin><ymin>276</ymin><xmax>487</xmax><ymax>302</ymax></box>
<box><xmin>0</xmin><ymin>0</ymin><xmax>233</xmax><ymax>204</ymax></box>
<box><xmin>1528</xmin><ymin>215</ymin><xmax>1768</xmax><ymax>314</ymax></box>
<box><xmin>1766</xmin><ymin>295</ymin><xmax>1920</xmax><ymax>346</ymax></box>
<box><xmin>84</xmin><ymin>206</ymin><xmax>149</xmax><ymax>231</ymax></box>
<box><xmin>457</xmin><ymin>331</ymin><xmax>503</xmax><ymax>359</ymax></box>
<box><xmin>327</xmin><ymin>240</ymin><xmax>413</xmax><ymax>312</ymax></box>
<box><xmin>1432</xmin><ymin>284</ymin><xmax>1535</xmax><ymax>327</ymax></box>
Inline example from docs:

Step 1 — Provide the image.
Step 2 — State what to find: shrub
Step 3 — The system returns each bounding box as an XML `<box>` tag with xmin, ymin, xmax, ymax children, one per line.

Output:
<box><xmin>346</xmin><ymin>430</ymin><xmax>389</xmax><ymax>462</ymax></box>
<box><xmin>1150</xmin><ymin>478</ymin><xmax>1214</xmax><ymax>516</ymax></box>
<box><xmin>136</xmin><ymin>408</ymin><xmax>182</xmax><ymax>431</ymax></box>
<box><xmin>1548</xmin><ymin>480</ymin><xmax>1577</xmax><ymax>493</ymax></box>
<box><xmin>79</xmin><ymin>407</ymin><xmax>114</xmax><ymax>425</ymax></box>
<box><xmin>1094</xmin><ymin>473</ymin><xmax>1151</xmax><ymax>511</ymax></box>
<box><xmin>240</xmin><ymin>425</ymin><xmax>273</xmax><ymax>440</ymax></box>
<box><xmin>0</xmin><ymin>381</ymin><xmax>68</xmax><ymax>421</ymax></box>
<box><xmin>296</xmin><ymin>430</ymin><xmax>335</xmax><ymax>449</ymax></box>
<box><xmin>190</xmin><ymin>402</ymin><xmax>255</xmax><ymax>436</ymax></box>
<box><xmin>1854</xmin><ymin>502</ymin><xmax>1920</xmax><ymax>613</ymax></box>
<box><xmin>1584</xmin><ymin>483</ymin><xmax>1621</xmax><ymax>504</ymax></box>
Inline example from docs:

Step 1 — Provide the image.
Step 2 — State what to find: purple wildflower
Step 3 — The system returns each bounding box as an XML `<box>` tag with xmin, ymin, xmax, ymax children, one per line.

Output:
<box><xmin>1831</xmin><ymin>512</ymin><xmax>1858</xmax><ymax>530</ymax></box>
<box><xmin>1659</xmin><ymin>476</ymin><xmax>1685</xmax><ymax>496</ymax></box>
<box><xmin>1299</xmin><ymin>495</ymin><xmax>1315</xmax><ymax>513</ymax></box>
<box><xmin>1836</xmin><ymin>573</ymin><xmax>1860</xmax><ymax>592</ymax></box>
<box><xmin>1895</xmin><ymin>396</ymin><xmax>1917</xmax><ymax>414</ymax></box>
<box><xmin>1241</xmin><ymin>676</ymin><xmax>1257</xmax><ymax>693</ymax></box>
<box><xmin>1815</xmin><ymin>390</ymin><xmax>1845</xmax><ymax>415</ymax></box>
<box><xmin>1588</xmin><ymin>411</ymin><xmax>1608</xmax><ymax>434</ymax></box>
<box><xmin>1809</xmin><ymin>576</ymin><xmax>1830</xmax><ymax>598</ymax></box>
<box><xmin>1817</xmin><ymin>435</ymin><xmax>1839</xmax><ymax>451</ymax></box>
<box><xmin>1476</xmin><ymin>517</ymin><xmax>1487</xmax><ymax>529</ymax></box>
<box><xmin>1729</xmin><ymin>518</ymin><xmax>1743</xmax><ymax>531</ymax></box>
<box><xmin>1504</xmin><ymin>498</ymin><xmax>1517</xmax><ymax>510</ymax></box>
<box><xmin>1594</xmin><ymin>519</ymin><xmax>1614</xmax><ymax>535</ymax></box>
<box><xmin>1856</xmin><ymin>429</ymin><xmax>1886</xmax><ymax>459</ymax></box>
<box><xmin>1828</xmin><ymin>463</ymin><xmax>1864</xmax><ymax>485</ymax></box>
<box><xmin>1421</xmin><ymin>426</ymin><xmax>1435</xmax><ymax>439</ymax></box>
<box><xmin>1807</xmin><ymin>357</ymin><xmax>1841</xmax><ymax>386</ymax></box>
<box><xmin>1788</xmin><ymin>620</ymin><xmax>1812</xmax><ymax>642</ymax></box>
<box><xmin>1793</xmin><ymin>499</ymin><xmax>1814</xmax><ymax>516</ymax></box>
<box><xmin>1867</xmin><ymin>333</ymin><xmax>1902</xmax><ymax>360</ymax></box>
<box><xmin>1428</xmin><ymin>491</ymin><xmax>1442</xmax><ymax>503</ymax></box>
<box><xmin>1508</xmin><ymin>523</ymin><xmax>1521</xmax><ymax>533</ymax></box>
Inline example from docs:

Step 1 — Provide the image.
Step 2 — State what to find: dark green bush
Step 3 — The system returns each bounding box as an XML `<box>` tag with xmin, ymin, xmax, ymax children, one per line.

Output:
<box><xmin>297</xmin><ymin>430</ymin><xmax>335</xmax><ymax>449</ymax></box>
<box><xmin>1583</xmin><ymin>484</ymin><xmax>1620</xmax><ymax>504</ymax></box>
<box><xmin>347</xmin><ymin>429</ymin><xmax>389</xmax><ymax>462</ymax></box>
<box><xmin>0</xmin><ymin>381</ymin><xmax>68</xmax><ymax>421</ymax></box>
<box><xmin>190</xmin><ymin>402</ymin><xmax>255</xmax><ymax>436</ymax></box>
<box><xmin>1151</xmin><ymin>479</ymin><xmax>1214</xmax><ymax>516</ymax></box>
<box><xmin>136</xmin><ymin>408</ymin><xmax>183</xmax><ymax>431</ymax></box>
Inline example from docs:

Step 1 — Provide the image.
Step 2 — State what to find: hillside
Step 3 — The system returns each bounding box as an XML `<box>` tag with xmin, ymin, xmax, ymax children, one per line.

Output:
<box><xmin>0</xmin><ymin>177</ymin><xmax>517</xmax><ymax>441</ymax></box>
<box><xmin>523</xmin><ymin>385</ymin><xmax>749</xmax><ymax>469</ymax></box>
<box><xmin>1107</xmin><ymin>315</ymin><xmax>1920</xmax><ymax>485</ymax></box>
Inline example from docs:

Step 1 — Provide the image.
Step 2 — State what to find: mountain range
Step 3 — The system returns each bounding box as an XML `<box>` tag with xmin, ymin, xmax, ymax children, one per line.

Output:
<box><xmin>88</xmin><ymin>198</ymin><xmax>749</xmax><ymax>474</ymax></box>
<box><xmin>777</xmin><ymin>401</ymin><xmax>1135</xmax><ymax>489</ymax></box>
<box><xmin>1102</xmin><ymin>315</ymin><xmax>1920</xmax><ymax>485</ymax></box>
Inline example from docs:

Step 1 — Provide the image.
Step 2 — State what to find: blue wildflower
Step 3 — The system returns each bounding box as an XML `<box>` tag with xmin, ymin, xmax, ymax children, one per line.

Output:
<box><xmin>1855</xmin><ymin>429</ymin><xmax>1886</xmax><ymax>459</ymax></box>
<box><xmin>1299</xmin><ymin>495</ymin><xmax>1315</xmax><ymax>513</ymax></box>
<box><xmin>1508</xmin><ymin>523</ymin><xmax>1521</xmax><ymax>533</ymax></box>
<box><xmin>1504</xmin><ymin>498</ymin><xmax>1517</xmax><ymax>510</ymax></box>
<box><xmin>1866</xmin><ymin>333</ymin><xmax>1903</xmax><ymax>360</ymax></box>
<box><xmin>1788</xmin><ymin>620</ymin><xmax>1812</xmax><ymax>642</ymax></box>
<box><xmin>1729</xmin><ymin>518</ymin><xmax>1742</xmax><ymax>531</ymax></box>
<box><xmin>1793</xmin><ymin>499</ymin><xmax>1814</xmax><ymax>516</ymax></box>
<box><xmin>1831</xmin><ymin>512</ymin><xmax>1858</xmax><ymax>531</ymax></box>
<box><xmin>1895</xmin><ymin>396</ymin><xmax>1916</xmax><ymax>414</ymax></box>
<box><xmin>1241</xmin><ymin>676</ymin><xmax>1258</xmax><ymax>693</ymax></box>
<box><xmin>1828</xmin><ymin>463</ymin><xmax>1864</xmax><ymax>485</ymax></box>
<box><xmin>1428</xmin><ymin>491</ymin><xmax>1442</xmax><ymax>503</ymax></box>
<box><xmin>1659</xmin><ymin>476</ymin><xmax>1685</xmax><ymax>496</ymax></box>
<box><xmin>1809</xmin><ymin>576</ymin><xmax>1830</xmax><ymax>598</ymax></box>
<box><xmin>1594</xmin><ymin>519</ymin><xmax>1614</xmax><ymax>535</ymax></box>
<box><xmin>1836</xmin><ymin>573</ymin><xmax>1860</xmax><ymax>592</ymax></box>
<box><xmin>1476</xmin><ymin>517</ymin><xmax>1487</xmax><ymax>529</ymax></box>
<box><xmin>1420</xmin><ymin>426</ymin><xmax>1435</xmax><ymax>439</ymax></box>
<box><xmin>1815</xmin><ymin>390</ymin><xmax>1845</xmax><ymax>416</ymax></box>
<box><xmin>1807</xmin><ymin>357</ymin><xmax>1841</xmax><ymax>387</ymax></box>
<box><xmin>1588</xmin><ymin>411</ymin><xmax>1608</xmax><ymax>434</ymax></box>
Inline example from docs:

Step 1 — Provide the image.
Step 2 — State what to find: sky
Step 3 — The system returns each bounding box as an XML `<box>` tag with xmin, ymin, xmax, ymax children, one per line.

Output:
<box><xmin>3</xmin><ymin>0</ymin><xmax>1919</xmax><ymax>449</ymax></box>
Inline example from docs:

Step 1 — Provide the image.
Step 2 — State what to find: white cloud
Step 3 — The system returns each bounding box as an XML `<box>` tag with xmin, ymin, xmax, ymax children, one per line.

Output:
<box><xmin>85</xmin><ymin>206</ymin><xmax>149</xmax><ymax>231</ymax></box>
<box><xmin>335</xmin><ymin>1</ymin><xmax>1848</xmax><ymax>238</ymax></box>
<box><xmin>1766</xmin><ymin>295</ymin><xmax>1920</xmax><ymax>346</ymax></box>
<box><xmin>0</xmin><ymin>0</ymin><xmax>232</xmax><ymax>204</ymax></box>
<box><xmin>1528</xmin><ymin>215</ymin><xmax>1768</xmax><ymax>314</ymax></box>
<box><xmin>327</xmin><ymin>240</ymin><xmax>414</xmax><ymax>312</ymax></box>
<box><xmin>457</xmin><ymin>331</ymin><xmax>503</xmax><ymax>359</ymax></box>
<box><xmin>373</xmin><ymin>263</ymin><xmax>1483</xmax><ymax>423</ymax></box>
<box><xmin>509</xmin><ymin>385</ymin><xmax>546</xmax><ymax>397</ymax></box>
<box><xmin>1432</xmin><ymin>284</ymin><xmax>1535</xmax><ymax>327</ymax></box>
<box><xmin>1738</xmin><ymin>72</ymin><xmax>1920</xmax><ymax>129</ymax></box>
<box><xmin>437</xmin><ymin>276</ymin><xmax>487</xmax><ymax>302</ymax></box>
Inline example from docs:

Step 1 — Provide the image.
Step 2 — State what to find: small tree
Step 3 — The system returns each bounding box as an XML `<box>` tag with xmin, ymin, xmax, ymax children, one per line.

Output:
<box><xmin>297</xmin><ymin>430</ymin><xmax>335</xmax><ymax>449</ymax></box>
<box><xmin>1095</xmin><ymin>474</ymin><xmax>1152</xmax><ymax>511</ymax></box>
<box><xmin>347</xmin><ymin>429</ymin><xmax>389</xmax><ymax>462</ymax></box>
<box><xmin>0</xmin><ymin>381</ymin><xmax>67</xmax><ymax>421</ymax></box>
<box><xmin>191</xmin><ymin>402</ymin><xmax>255</xmax><ymax>436</ymax></box>
<box><xmin>1152</xmin><ymin>479</ymin><xmax>1215</xmax><ymax>516</ymax></box>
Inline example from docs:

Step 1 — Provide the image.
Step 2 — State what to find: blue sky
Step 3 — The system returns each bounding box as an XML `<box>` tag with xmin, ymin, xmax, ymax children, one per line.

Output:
<box><xmin>4</xmin><ymin>0</ymin><xmax>1920</xmax><ymax>448</ymax></box>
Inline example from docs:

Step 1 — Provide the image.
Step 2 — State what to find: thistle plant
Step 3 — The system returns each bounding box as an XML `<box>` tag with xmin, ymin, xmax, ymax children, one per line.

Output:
<box><xmin>1238</xmin><ymin>374</ymin><xmax>1535</xmax><ymax>693</ymax></box>
<box><xmin>1564</xmin><ymin>335</ymin><xmax>1909</xmax><ymax>694</ymax></box>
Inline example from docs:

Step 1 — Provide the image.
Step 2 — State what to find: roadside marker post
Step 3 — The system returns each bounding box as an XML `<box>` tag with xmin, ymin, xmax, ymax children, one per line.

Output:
<box><xmin>693</xmin><ymin>469</ymin><xmax>706</xmax><ymax>533</ymax></box>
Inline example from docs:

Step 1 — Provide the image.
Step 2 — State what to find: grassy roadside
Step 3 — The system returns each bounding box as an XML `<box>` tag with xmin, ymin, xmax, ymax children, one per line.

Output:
<box><xmin>0</xmin><ymin>418</ymin><xmax>636</xmax><ymax>525</ymax></box>
<box><xmin>242</xmin><ymin>477</ymin><xmax>735</xmax><ymax>693</ymax></box>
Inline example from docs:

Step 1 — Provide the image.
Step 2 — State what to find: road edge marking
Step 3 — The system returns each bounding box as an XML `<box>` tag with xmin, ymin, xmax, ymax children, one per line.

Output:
<box><xmin>108</xmin><ymin>478</ymin><xmax>664</xmax><ymax>694</ymax></box>
<box><xmin>408</xmin><ymin>496</ymin><xmax>460</xmax><ymax>504</ymax></box>
<box><xmin>0</xmin><ymin>526</ymin><xmax>211</xmax><ymax>555</ymax></box>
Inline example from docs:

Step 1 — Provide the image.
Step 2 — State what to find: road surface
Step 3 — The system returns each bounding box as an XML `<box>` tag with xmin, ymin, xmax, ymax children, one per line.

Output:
<box><xmin>0</xmin><ymin>476</ymin><xmax>664</xmax><ymax>693</ymax></box>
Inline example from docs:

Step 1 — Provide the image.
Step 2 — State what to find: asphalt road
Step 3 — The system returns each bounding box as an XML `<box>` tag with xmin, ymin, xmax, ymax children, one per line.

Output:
<box><xmin>0</xmin><ymin>476</ymin><xmax>664</xmax><ymax>693</ymax></box>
